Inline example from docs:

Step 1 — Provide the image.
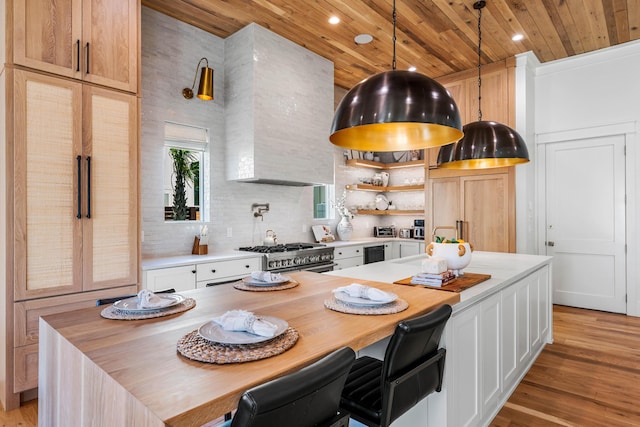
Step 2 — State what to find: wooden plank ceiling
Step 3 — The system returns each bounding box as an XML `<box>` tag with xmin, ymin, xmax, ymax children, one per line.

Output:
<box><xmin>142</xmin><ymin>0</ymin><xmax>640</xmax><ymax>89</ymax></box>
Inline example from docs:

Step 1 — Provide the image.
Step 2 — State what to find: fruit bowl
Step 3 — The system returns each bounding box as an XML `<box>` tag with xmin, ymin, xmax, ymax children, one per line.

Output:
<box><xmin>426</xmin><ymin>240</ymin><xmax>473</xmax><ymax>276</ymax></box>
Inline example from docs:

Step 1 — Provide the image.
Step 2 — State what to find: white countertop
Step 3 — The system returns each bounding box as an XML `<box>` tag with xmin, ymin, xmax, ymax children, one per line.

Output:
<box><xmin>141</xmin><ymin>251</ymin><xmax>263</xmax><ymax>270</ymax></box>
<box><xmin>326</xmin><ymin>251</ymin><xmax>552</xmax><ymax>312</ymax></box>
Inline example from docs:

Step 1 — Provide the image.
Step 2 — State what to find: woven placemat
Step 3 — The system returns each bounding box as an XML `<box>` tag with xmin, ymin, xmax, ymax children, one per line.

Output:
<box><xmin>324</xmin><ymin>297</ymin><xmax>408</xmax><ymax>315</ymax></box>
<box><xmin>233</xmin><ymin>279</ymin><xmax>299</xmax><ymax>292</ymax></box>
<box><xmin>100</xmin><ymin>298</ymin><xmax>196</xmax><ymax>320</ymax></box>
<box><xmin>177</xmin><ymin>327</ymin><xmax>299</xmax><ymax>364</ymax></box>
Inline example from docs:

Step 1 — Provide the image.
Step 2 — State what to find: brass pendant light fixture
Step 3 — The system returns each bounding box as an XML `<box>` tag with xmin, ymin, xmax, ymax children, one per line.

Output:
<box><xmin>182</xmin><ymin>57</ymin><xmax>214</xmax><ymax>101</ymax></box>
<box><xmin>329</xmin><ymin>0</ymin><xmax>463</xmax><ymax>152</ymax></box>
<box><xmin>437</xmin><ymin>1</ymin><xmax>529</xmax><ymax>169</ymax></box>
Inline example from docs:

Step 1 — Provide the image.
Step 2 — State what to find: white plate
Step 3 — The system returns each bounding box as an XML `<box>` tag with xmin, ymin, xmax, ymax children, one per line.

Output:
<box><xmin>334</xmin><ymin>291</ymin><xmax>397</xmax><ymax>306</ymax></box>
<box><xmin>113</xmin><ymin>294</ymin><xmax>186</xmax><ymax>313</ymax></box>
<box><xmin>242</xmin><ymin>275</ymin><xmax>291</xmax><ymax>286</ymax></box>
<box><xmin>198</xmin><ymin>316</ymin><xmax>289</xmax><ymax>345</ymax></box>
<box><xmin>375</xmin><ymin>193</ymin><xmax>389</xmax><ymax>210</ymax></box>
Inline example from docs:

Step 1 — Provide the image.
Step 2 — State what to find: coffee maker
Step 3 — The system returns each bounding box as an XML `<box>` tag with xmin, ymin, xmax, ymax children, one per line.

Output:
<box><xmin>413</xmin><ymin>219</ymin><xmax>425</xmax><ymax>240</ymax></box>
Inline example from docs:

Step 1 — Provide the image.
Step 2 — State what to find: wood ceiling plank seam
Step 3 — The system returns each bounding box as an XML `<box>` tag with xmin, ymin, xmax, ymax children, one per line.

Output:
<box><xmin>480</xmin><ymin>2</ymin><xmax>525</xmax><ymax>60</ymax></box>
<box><xmin>567</xmin><ymin>0</ymin><xmax>605</xmax><ymax>54</ymax></box>
<box><xmin>546</xmin><ymin>0</ymin><xmax>586</xmax><ymax>55</ymax></box>
<box><xmin>539</xmin><ymin>0</ymin><xmax>577</xmax><ymax>56</ymax></box>
<box><xmin>515</xmin><ymin>0</ymin><xmax>569</xmax><ymax>59</ymax></box>
<box><xmin>611</xmin><ymin>0</ymin><xmax>630</xmax><ymax>42</ymax></box>
<box><xmin>629</xmin><ymin>0</ymin><xmax>640</xmax><ymax>39</ymax></box>
<box><xmin>581</xmin><ymin>0</ymin><xmax>614</xmax><ymax>50</ymax></box>
<box><xmin>601</xmin><ymin>0</ymin><xmax>622</xmax><ymax>45</ymax></box>
<box><xmin>503</xmin><ymin>0</ymin><xmax>557</xmax><ymax>62</ymax></box>
<box><xmin>472</xmin><ymin>9</ymin><xmax>516</xmax><ymax>61</ymax></box>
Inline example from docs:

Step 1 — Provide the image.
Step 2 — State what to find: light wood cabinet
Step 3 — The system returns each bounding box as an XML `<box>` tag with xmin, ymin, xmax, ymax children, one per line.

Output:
<box><xmin>12</xmin><ymin>0</ymin><xmax>138</xmax><ymax>92</ymax></box>
<box><xmin>13</xmin><ymin>69</ymin><xmax>138</xmax><ymax>301</ymax></box>
<box><xmin>428</xmin><ymin>170</ymin><xmax>515</xmax><ymax>252</ymax></box>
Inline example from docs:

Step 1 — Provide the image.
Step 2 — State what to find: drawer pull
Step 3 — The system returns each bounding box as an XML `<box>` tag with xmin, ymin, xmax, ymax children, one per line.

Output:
<box><xmin>245</xmin><ymin>265</ymin><xmax>250</xmax><ymax>268</ymax></box>
<box><xmin>211</xmin><ymin>269</ymin><xmax>216</xmax><ymax>273</ymax></box>
<box><xmin>191</xmin><ymin>270</ymin><xmax>196</xmax><ymax>274</ymax></box>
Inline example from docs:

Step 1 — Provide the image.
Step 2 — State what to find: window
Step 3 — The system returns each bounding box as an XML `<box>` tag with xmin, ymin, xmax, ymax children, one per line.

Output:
<box><xmin>313</xmin><ymin>184</ymin><xmax>334</xmax><ymax>220</ymax></box>
<box><xmin>164</xmin><ymin>122</ymin><xmax>209</xmax><ymax>221</ymax></box>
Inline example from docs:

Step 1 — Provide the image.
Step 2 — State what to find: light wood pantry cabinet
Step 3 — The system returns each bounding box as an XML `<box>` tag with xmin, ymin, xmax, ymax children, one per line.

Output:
<box><xmin>11</xmin><ymin>0</ymin><xmax>139</xmax><ymax>93</ymax></box>
<box><xmin>428</xmin><ymin>169</ymin><xmax>515</xmax><ymax>252</ymax></box>
<box><xmin>13</xmin><ymin>69</ymin><xmax>138</xmax><ymax>300</ymax></box>
<box><xmin>4</xmin><ymin>69</ymin><xmax>138</xmax><ymax>407</ymax></box>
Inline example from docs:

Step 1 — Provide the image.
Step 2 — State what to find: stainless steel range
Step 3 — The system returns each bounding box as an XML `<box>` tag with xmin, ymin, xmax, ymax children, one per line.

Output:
<box><xmin>238</xmin><ymin>243</ymin><xmax>335</xmax><ymax>273</ymax></box>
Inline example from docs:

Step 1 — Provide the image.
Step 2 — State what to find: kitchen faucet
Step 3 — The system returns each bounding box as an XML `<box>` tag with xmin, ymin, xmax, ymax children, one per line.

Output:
<box><xmin>252</xmin><ymin>203</ymin><xmax>270</xmax><ymax>221</ymax></box>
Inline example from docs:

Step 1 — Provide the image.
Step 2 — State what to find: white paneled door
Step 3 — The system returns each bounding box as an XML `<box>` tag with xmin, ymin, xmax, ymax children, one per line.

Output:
<box><xmin>544</xmin><ymin>134</ymin><xmax>626</xmax><ymax>313</ymax></box>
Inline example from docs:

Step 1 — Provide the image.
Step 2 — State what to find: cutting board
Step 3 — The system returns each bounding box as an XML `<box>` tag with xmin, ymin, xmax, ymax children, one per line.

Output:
<box><xmin>394</xmin><ymin>272</ymin><xmax>491</xmax><ymax>293</ymax></box>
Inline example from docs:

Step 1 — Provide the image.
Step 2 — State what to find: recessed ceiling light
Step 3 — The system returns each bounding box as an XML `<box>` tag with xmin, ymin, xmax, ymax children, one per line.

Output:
<box><xmin>408</xmin><ymin>66</ymin><xmax>417</xmax><ymax>72</ymax></box>
<box><xmin>354</xmin><ymin>34</ymin><xmax>373</xmax><ymax>45</ymax></box>
<box><xmin>512</xmin><ymin>33</ymin><xmax>524</xmax><ymax>41</ymax></box>
<box><xmin>329</xmin><ymin>16</ymin><xmax>340</xmax><ymax>25</ymax></box>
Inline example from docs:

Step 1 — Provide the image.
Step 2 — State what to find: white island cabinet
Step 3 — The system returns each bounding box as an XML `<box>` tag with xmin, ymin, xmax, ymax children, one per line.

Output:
<box><xmin>327</xmin><ymin>251</ymin><xmax>552</xmax><ymax>427</ymax></box>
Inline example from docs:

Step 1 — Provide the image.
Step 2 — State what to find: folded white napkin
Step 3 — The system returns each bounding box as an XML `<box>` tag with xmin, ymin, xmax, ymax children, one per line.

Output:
<box><xmin>211</xmin><ymin>310</ymin><xmax>278</xmax><ymax>337</ymax></box>
<box><xmin>137</xmin><ymin>289</ymin><xmax>173</xmax><ymax>309</ymax></box>
<box><xmin>332</xmin><ymin>283</ymin><xmax>391</xmax><ymax>301</ymax></box>
<box><xmin>251</xmin><ymin>271</ymin><xmax>283</xmax><ymax>283</ymax></box>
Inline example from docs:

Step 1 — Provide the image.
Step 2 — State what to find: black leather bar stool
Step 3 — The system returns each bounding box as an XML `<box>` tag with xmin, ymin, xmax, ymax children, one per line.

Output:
<box><xmin>340</xmin><ymin>304</ymin><xmax>453</xmax><ymax>427</ymax></box>
<box><xmin>218</xmin><ymin>346</ymin><xmax>355</xmax><ymax>427</ymax></box>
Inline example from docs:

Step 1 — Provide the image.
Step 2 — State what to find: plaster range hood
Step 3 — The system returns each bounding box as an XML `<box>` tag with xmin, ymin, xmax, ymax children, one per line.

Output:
<box><xmin>224</xmin><ymin>23</ymin><xmax>335</xmax><ymax>186</ymax></box>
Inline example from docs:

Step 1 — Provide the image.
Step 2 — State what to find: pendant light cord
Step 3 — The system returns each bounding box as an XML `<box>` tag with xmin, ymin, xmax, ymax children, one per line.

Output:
<box><xmin>392</xmin><ymin>0</ymin><xmax>397</xmax><ymax>70</ymax></box>
<box><xmin>476</xmin><ymin>2</ymin><xmax>483</xmax><ymax>122</ymax></box>
<box><xmin>473</xmin><ymin>1</ymin><xmax>486</xmax><ymax>122</ymax></box>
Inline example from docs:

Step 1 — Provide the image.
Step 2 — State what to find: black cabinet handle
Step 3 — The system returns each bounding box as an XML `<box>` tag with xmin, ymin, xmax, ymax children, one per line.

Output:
<box><xmin>86</xmin><ymin>156</ymin><xmax>91</xmax><ymax>218</ymax></box>
<box><xmin>245</xmin><ymin>265</ymin><xmax>250</xmax><ymax>268</ymax></box>
<box><xmin>85</xmin><ymin>43</ymin><xmax>90</xmax><ymax>74</ymax></box>
<box><xmin>75</xmin><ymin>40</ymin><xmax>80</xmax><ymax>72</ymax></box>
<box><xmin>211</xmin><ymin>269</ymin><xmax>216</xmax><ymax>273</ymax></box>
<box><xmin>191</xmin><ymin>270</ymin><xmax>196</xmax><ymax>274</ymax></box>
<box><xmin>76</xmin><ymin>155</ymin><xmax>82</xmax><ymax>218</ymax></box>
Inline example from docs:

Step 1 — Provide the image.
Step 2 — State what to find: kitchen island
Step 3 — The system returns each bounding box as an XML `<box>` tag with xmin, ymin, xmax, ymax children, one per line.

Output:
<box><xmin>327</xmin><ymin>251</ymin><xmax>553</xmax><ymax>426</ymax></box>
<box><xmin>38</xmin><ymin>271</ymin><xmax>458</xmax><ymax>426</ymax></box>
<box><xmin>39</xmin><ymin>251</ymin><xmax>551</xmax><ymax>426</ymax></box>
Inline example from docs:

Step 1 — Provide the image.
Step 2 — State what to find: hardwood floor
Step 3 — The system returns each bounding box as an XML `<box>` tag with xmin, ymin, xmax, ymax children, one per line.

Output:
<box><xmin>3</xmin><ymin>305</ymin><xmax>640</xmax><ymax>426</ymax></box>
<box><xmin>492</xmin><ymin>305</ymin><xmax>640</xmax><ymax>426</ymax></box>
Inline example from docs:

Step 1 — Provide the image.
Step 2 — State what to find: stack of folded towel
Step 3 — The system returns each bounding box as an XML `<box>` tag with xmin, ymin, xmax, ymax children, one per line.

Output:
<box><xmin>211</xmin><ymin>310</ymin><xmax>278</xmax><ymax>337</ymax></box>
<box><xmin>410</xmin><ymin>270</ymin><xmax>456</xmax><ymax>287</ymax></box>
<box><xmin>333</xmin><ymin>283</ymin><xmax>391</xmax><ymax>301</ymax></box>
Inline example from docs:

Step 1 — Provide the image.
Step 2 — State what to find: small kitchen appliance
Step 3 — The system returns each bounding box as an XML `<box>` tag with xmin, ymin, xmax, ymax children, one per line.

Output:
<box><xmin>374</xmin><ymin>226</ymin><xmax>396</xmax><ymax>238</ymax></box>
<box><xmin>413</xmin><ymin>219</ymin><xmax>425</xmax><ymax>240</ymax></box>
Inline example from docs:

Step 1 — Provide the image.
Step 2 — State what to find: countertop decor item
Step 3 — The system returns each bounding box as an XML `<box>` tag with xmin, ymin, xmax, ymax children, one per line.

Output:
<box><xmin>437</xmin><ymin>1</ymin><xmax>529</xmax><ymax>170</ymax></box>
<box><xmin>336</xmin><ymin>216</ymin><xmax>353</xmax><ymax>241</ymax></box>
<box><xmin>329</xmin><ymin>0</ymin><xmax>462</xmax><ymax>152</ymax></box>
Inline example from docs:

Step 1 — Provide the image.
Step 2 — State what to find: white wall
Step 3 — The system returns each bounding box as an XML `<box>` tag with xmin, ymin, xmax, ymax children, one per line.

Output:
<box><xmin>532</xmin><ymin>40</ymin><xmax>640</xmax><ymax>315</ymax></box>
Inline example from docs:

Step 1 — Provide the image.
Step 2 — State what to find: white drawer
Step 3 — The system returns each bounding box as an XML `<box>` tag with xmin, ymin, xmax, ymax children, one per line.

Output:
<box><xmin>334</xmin><ymin>245</ymin><xmax>363</xmax><ymax>260</ymax></box>
<box><xmin>197</xmin><ymin>257</ymin><xmax>262</xmax><ymax>283</ymax></box>
<box><xmin>334</xmin><ymin>257</ymin><xmax>363</xmax><ymax>270</ymax></box>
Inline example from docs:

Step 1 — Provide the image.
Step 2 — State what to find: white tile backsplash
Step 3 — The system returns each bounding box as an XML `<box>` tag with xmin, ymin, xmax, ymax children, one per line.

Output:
<box><xmin>140</xmin><ymin>7</ymin><xmax>425</xmax><ymax>258</ymax></box>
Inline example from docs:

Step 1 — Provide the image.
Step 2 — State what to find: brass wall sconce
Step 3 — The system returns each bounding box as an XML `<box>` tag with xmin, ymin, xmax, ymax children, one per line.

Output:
<box><xmin>182</xmin><ymin>57</ymin><xmax>214</xmax><ymax>101</ymax></box>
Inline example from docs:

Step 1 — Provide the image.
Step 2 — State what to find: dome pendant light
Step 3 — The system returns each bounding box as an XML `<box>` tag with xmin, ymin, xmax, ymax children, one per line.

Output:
<box><xmin>330</xmin><ymin>0</ymin><xmax>463</xmax><ymax>152</ymax></box>
<box><xmin>437</xmin><ymin>1</ymin><xmax>529</xmax><ymax>169</ymax></box>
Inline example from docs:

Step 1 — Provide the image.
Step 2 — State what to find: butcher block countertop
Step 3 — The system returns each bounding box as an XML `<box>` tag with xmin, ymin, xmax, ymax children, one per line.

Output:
<box><xmin>39</xmin><ymin>271</ymin><xmax>458</xmax><ymax>427</ymax></box>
